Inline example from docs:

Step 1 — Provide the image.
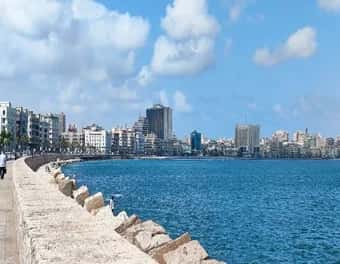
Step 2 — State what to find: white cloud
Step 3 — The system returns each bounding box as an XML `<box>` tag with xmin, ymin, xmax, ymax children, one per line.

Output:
<box><xmin>173</xmin><ymin>90</ymin><xmax>192</xmax><ymax>113</ymax></box>
<box><xmin>318</xmin><ymin>0</ymin><xmax>340</xmax><ymax>12</ymax></box>
<box><xmin>151</xmin><ymin>36</ymin><xmax>214</xmax><ymax>76</ymax></box>
<box><xmin>151</xmin><ymin>0</ymin><xmax>219</xmax><ymax>76</ymax></box>
<box><xmin>0</xmin><ymin>0</ymin><xmax>150</xmax><ymax>125</ymax></box>
<box><xmin>137</xmin><ymin>66</ymin><xmax>153</xmax><ymax>87</ymax></box>
<box><xmin>161</xmin><ymin>0</ymin><xmax>219</xmax><ymax>40</ymax></box>
<box><xmin>254</xmin><ymin>27</ymin><xmax>317</xmax><ymax>66</ymax></box>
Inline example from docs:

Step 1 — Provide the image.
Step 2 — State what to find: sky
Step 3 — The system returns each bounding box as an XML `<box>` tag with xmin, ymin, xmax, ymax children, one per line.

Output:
<box><xmin>1</xmin><ymin>0</ymin><xmax>340</xmax><ymax>139</ymax></box>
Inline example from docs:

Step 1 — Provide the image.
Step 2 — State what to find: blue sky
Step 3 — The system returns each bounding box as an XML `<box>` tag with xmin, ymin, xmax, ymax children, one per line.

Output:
<box><xmin>1</xmin><ymin>0</ymin><xmax>340</xmax><ymax>138</ymax></box>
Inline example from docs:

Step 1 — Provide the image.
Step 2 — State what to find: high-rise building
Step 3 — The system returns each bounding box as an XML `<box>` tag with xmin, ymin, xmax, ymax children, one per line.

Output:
<box><xmin>27</xmin><ymin>112</ymin><xmax>41</xmax><ymax>150</ymax></box>
<box><xmin>41</xmin><ymin>113</ymin><xmax>60</xmax><ymax>150</ymax></box>
<box><xmin>146</xmin><ymin>104</ymin><xmax>173</xmax><ymax>140</ymax></box>
<box><xmin>58</xmin><ymin>112</ymin><xmax>66</xmax><ymax>133</ymax></box>
<box><xmin>190</xmin><ymin>130</ymin><xmax>202</xmax><ymax>152</ymax></box>
<box><xmin>133</xmin><ymin>116</ymin><xmax>149</xmax><ymax>136</ymax></box>
<box><xmin>0</xmin><ymin>102</ymin><xmax>17</xmax><ymax>150</ymax></box>
<box><xmin>235</xmin><ymin>124</ymin><xmax>260</xmax><ymax>155</ymax></box>
<box><xmin>16</xmin><ymin>107</ymin><xmax>29</xmax><ymax>141</ymax></box>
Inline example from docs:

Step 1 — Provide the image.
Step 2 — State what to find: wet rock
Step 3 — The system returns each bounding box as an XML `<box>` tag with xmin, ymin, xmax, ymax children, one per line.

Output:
<box><xmin>58</xmin><ymin>179</ymin><xmax>74</xmax><ymax>197</ymax></box>
<box><xmin>163</xmin><ymin>240</ymin><xmax>208</xmax><ymax>264</ymax></box>
<box><xmin>150</xmin><ymin>233</ymin><xmax>192</xmax><ymax>264</ymax></box>
<box><xmin>84</xmin><ymin>192</ymin><xmax>104</xmax><ymax>213</ymax></box>
<box><xmin>73</xmin><ymin>186</ymin><xmax>89</xmax><ymax>206</ymax></box>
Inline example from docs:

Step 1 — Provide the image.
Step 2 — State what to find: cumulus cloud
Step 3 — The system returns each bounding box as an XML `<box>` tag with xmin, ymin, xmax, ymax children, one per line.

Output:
<box><xmin>318</xmin><ymin>0</ymin><xmax>340</xmax><ymax>12</ymax></box>
<box><xmin>151</xmin><ymin>0</ymin><xmax>219</xmax><ymax>76</ymax></box>
<box><xmin>161</xmin><ymin>0</ymin><xmax>219</xmax><ymax>39</ymax></box>
<box><xmin>0</xmin><ymin>0</ymin><xmax>150</xmax><ymax>125</ymax></box>
<box><xmin>254</xmin><ymin>27</ymin><xmax>317</xmax><ymax>66</ymax></box>
<box><xmin>173</xmin><ymin>91</ymin><xmax>192</xmax><ymax>113</ymax></box>
<box><xmin>152</xmin><ymin>36</ymin><xmax>214</xmax><ymax>76</ymax></box>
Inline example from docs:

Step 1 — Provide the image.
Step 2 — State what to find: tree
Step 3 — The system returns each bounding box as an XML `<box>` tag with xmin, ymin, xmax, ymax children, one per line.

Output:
<box><xmin>0</xmin><ymin>131</ymin><xmax>13</xmax><ymax>151</ymax></box>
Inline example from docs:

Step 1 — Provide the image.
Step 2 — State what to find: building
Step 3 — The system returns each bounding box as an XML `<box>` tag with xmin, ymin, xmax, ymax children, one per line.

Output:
<box><xmin>293</xmin><ymin>130</ymin><xmax>308</xmax><ymax>145</ymax></box>
<box><xmin>272</xmin><ymin>130</ymin><xmax>289</xmax><ymax>143</ymax></box>
<box><xmin>61</xmin><ymin>127</ymin><xmax>85</xmax><ymax>152</ymax></box>
<box><xmin>190</xmin><ymin>130</ymin><xmax>202</xmax><ymax>153</ymax></box>
<box><xmin>84</xmin><ymin>124</ymin><xmax>111</xmax><ymax>154</ymax></box>
<box><xmin>235</xmin><ymin>124</ymin><xmax>260</xmax><ymax>155</ymax></box>
<box><xmin>144</xmin><ymin>133</ymin><xmax>160</xmax><ymax>156</ymax></box>
<box><xmin>41</xmin><ymin>113</ymin><xmax>60</xmax><ymax>150</ymax></box>
<box><xmin>16</xmin><ymin>107</ymin><xmax>28</xmax><ymax>139</ymax></box>
<box><xmin>146</xmin><ymin>104</ymin><xmax>173</xmax><ymax>140</ymax></box>
<box><xmin>133</xmin><ymin>116</ymin><xmax>149</xmax><ymax>136</ymax></box>
<box><xmin>111</xmin><ymin>127</ymin><xmax>136</xmax><ymax>155</ymax></box>
<box><xmin>39</xmin><ymin>117</ymin><xmax>50</xmax><ymax>151</ymax></box>
<box><xmin>0</xmin><ymin>102</ymin><xmax>17</xmax><ymax>150</ymax></box>
<box><xmin>58</xmin><ymin>112</ymin><xmax>66</xmax><ymax>134</ymax></box>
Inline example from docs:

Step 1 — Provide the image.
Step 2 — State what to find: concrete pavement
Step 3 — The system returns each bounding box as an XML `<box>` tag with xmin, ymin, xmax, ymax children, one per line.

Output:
<box><xmin>0</xmin><ymin>161</ymin><xmax>19</xmax><ymax>264</ymax></box>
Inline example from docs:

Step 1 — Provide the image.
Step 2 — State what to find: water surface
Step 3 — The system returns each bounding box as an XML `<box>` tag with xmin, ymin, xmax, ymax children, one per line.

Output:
<box><xmin>64</xmin><ymin>159</ymin><xmax>340</xmax><ymax>264</ymax></box>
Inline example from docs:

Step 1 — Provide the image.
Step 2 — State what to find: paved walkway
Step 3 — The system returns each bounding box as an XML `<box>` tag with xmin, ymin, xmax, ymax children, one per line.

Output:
<box><xmin>0</xmin><ymin>161</ymin><xmax>19</xmax><ymax>264</ymax></box>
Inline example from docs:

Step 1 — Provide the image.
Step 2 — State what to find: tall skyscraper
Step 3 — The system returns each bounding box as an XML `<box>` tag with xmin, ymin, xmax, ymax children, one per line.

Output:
<box><xmin>146</xmin><ymin>104</ymin><xmax>173</xmax><ymax>140</ymax></box>
<box><xmin>191</xmin><ymin>130</ymin><xmax>202</xmax><ymax>152</ymax></box>
<box><xmin>235</xmin><ymin>124</ymin><xmax>260</xmax><ymax>154</ymax></box>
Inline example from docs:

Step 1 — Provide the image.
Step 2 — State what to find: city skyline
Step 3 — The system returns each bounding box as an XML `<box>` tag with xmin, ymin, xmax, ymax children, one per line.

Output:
<box><xmin>1</xmin><ymin>0</ymin><xmax>340</xmax><ymax>138</ymax></box>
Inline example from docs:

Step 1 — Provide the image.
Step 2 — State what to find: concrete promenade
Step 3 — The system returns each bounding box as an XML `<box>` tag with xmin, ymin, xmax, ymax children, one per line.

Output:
<box><xmin>0</xmin><ymin>161</ymin><xmax>19</xmax><ymax>264</ymax></box>
<box><xmin>11</xmin><ymin>158</ymin><xmax>158</xmax><ymax>264</ymax></box>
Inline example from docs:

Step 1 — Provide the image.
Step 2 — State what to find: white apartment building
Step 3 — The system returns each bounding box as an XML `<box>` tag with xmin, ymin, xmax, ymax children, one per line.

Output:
<box><xmin>112</xmin><ymin>127</ymin><xmax>136</xmax><ymax>154</ymax></box>
<box><xmin>84</xmin><ymin>124</ymin><xmax>111</xmax><ymax>154</ymax></box>
<box><xmin>0</xmin><ymin>102</ymin><xmax>16</xmax><ymax>149</ymax></box>
<box><xmin>61</xmin><ymin>130</ymin><xmax>85</xmax><ymax>150</ymax></box>
<box><xmin>41</xmin><ymin>113</ymin><xmax>60</xmax><ymax>150</ymax></box>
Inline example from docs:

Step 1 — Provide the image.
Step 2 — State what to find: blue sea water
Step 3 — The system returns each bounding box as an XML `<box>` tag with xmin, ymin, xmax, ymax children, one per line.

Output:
<box><xmin>63</xmin><ymin>159</ymin><xmax>340</xmax><ymax>264</ymax></box>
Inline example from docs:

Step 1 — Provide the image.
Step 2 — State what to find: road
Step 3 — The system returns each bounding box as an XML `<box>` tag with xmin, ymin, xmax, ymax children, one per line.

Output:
<box><xmin>0</xmin><ymin>161</ymin><xmax>19</xmax><ymax>264</ymax></box>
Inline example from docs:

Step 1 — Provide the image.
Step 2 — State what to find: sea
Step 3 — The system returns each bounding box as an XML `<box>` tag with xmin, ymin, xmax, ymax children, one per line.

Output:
<box><xmin>63</xmin><ymin>159</ymin><xmax>340</xmax><ymax>264</ymax></box>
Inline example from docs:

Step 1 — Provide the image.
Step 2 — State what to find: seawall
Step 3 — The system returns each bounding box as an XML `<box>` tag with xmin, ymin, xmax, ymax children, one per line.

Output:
<box><xmin>11</xmin><ymin>158</ymin><xmax>158</xmax><ymax>264</ymax></box>
<box><xmin>12</xmin><ymin>156</ymin><xmax>225</xmax><ymax>264</ymax></box>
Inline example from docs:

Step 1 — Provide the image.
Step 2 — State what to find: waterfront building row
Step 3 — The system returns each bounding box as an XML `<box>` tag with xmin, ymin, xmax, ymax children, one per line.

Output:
<box><xmin>0</xmin><ymin>101</ymin><xmax>65</xmax><ymax>152</ymax></box>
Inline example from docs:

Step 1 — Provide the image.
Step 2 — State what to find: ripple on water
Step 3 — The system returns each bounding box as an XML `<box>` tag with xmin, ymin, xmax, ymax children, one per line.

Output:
<box><xmin>63</xmin><ymin>159</ymin><xmax>340</xmax><ymax>264</ymax></box>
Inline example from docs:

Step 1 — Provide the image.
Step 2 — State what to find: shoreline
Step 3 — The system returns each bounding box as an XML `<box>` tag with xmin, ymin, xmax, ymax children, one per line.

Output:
<box><xmin>53</xmin><ymin>158</ymin><xmax>225</xmax><ymax>264</ymax></box>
